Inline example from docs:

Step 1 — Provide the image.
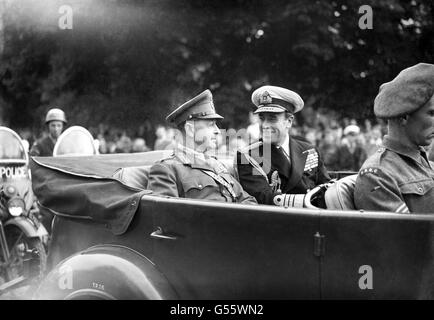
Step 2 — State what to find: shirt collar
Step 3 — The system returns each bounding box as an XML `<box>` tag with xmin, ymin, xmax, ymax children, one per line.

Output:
<box><xmin>382</xmin><ymin>135</ymin><xmax>425</xmax><ymax>163</ymax></box>
<box><xmin>278</xmin><ymin>134</ymin><xmax>290</xmax><ymax>156</ymax></box>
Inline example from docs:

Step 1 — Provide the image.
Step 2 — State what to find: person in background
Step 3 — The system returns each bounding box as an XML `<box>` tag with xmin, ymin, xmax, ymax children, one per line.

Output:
<box><xmin>30</xmin><ymin>108</ymin><xmax>67</xmax><ymax>157</ymax></box>
<box><xmin>335</xmin><ymin>125</ymin><xmax>367</xmax><ymax>171</ymax></box>
<box><xmin>317</xmin><ymin>129</ymin><xmax>340</xmax><ymax>171</ymax></box>
<box><xmin>154</xmin><ymin>125</ymin><xmax>174</xmax><ymax>150</ymax></box>
<box><xmin>132</xmin><ymin>137</ymin><xmax>150</xmax><ymax>153</ymax></box>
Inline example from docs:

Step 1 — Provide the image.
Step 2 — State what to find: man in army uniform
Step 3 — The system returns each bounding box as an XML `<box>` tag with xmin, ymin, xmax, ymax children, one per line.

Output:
<box><xmin>147</xmin><ymin>90</ymin><xmax>257</xmax><ymax>204</ymax></box>
<box><xmin>354</xmin><ymin>63</ymin><xmax>434</xmax><ymax>214</ymax></box>
<box><xmin>236</xmin><ymin>85</ymin><xmax>330</xmax><ymax>206</ymax></box>
<box><xmin>30</xmin><ymin>108</ymin><xmax>67</xmax><ymax>157</ymax></box>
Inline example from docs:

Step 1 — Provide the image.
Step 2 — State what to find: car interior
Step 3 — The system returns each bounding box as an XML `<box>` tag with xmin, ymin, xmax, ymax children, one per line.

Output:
<box><xmin>112</xmin><ymin>156</ymin><xmax>358</xmax><ymax>211</ymax></box>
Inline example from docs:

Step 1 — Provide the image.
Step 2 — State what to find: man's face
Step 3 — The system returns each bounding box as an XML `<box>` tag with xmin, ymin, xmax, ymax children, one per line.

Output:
<box><xmin>346</xmin><ymin>132</ymin><xmax>358</xmax><ymax>144</ymax></box>
<box><xmin>189</xmin><ymin>119</ymin><xmax>220</xmax><ymax>152</ymax></box>
<box><xmin>259</xmin><ymin>112</ymin><xmax>292</xmax><ymax>145</ymax></box>
<box><xmin>48</xmin><ymin>121</ymin><xmax>64</xmax><ymax>140</ymax></box>
<box><xmin>405</xmin><ymin>95</ymin><xmax>434</xmax><ymax>147</ymax></box>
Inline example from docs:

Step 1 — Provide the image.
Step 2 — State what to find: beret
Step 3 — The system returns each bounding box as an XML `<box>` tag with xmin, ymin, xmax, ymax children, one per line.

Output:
<box><xmin>374</xmin><ymin>63</ymin><xmax>434</xmax><ymax>118</ymax></box>
<box><xmin>166</xmin><ymin>89</ymin><xmax>223</xmax><ymax>126</ymax></box>
<box><xmin>251</xmin><ymin>85</ymin><xmax>304</xmax><ymax>114</ymax></box>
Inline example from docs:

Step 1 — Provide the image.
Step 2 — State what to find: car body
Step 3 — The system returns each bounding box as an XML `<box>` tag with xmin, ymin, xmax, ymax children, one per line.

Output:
<box><xmin>30</xmin><ymin>151</ymin><xmax>434</xmax><ymax>299</ymax></box>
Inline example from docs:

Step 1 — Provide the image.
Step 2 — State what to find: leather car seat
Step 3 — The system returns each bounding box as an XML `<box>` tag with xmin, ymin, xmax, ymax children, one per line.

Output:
<box><xmin>112</xmin><ymin>166</ymin><xmax>151</xmax><ymax>190</ymax></box>
<box><xmin>324</xmin><ymin>174</ymin><xmax>358</xmax><ymax>210</ymax></box>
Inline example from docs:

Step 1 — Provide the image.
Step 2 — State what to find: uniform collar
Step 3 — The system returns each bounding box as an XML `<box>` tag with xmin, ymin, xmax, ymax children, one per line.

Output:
<box><xmin>174</xmin><ymin>144</ymin><xmax>226</xmax><ymax>173</ymax></box>
<box><xmin>174</xmin><ymin>144</ymin><xmax>205</xmax><ymax>164</ymax></box>
<box><xmin>382</xmin><ymin>135</ymin><xmax>425</xmax><ymax>163</ymax></box>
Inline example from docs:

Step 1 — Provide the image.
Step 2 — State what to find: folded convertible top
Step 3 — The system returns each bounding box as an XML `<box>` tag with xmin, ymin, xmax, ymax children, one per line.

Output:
<box><xmin>30</xmin><ymin>151</ymin><xmax>171</xmax><ymax>235</ymax></box>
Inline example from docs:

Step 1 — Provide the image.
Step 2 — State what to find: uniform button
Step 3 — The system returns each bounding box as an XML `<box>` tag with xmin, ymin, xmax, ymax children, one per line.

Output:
<box><xmin>418</xmin><ymin>187</ymin><xmax>423</xmax><ymax>192</ymax></box>
<box><xmin>198</xmin><ymin>184</ymin><xmax>202</xmax><ymax>188</ymax></box>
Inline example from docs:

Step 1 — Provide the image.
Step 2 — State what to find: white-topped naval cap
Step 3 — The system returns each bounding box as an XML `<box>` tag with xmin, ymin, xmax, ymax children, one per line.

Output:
<box><xmin>251</xmin><ymin>85</ymin><xmax>304</xmax><ymax>114</ymax></box>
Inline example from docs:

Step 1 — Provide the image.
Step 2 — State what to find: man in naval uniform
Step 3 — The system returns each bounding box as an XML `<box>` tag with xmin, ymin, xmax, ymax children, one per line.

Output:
<box><xmin>147</xmin><ymin>89</ymin><xmax>257</xmax><ymax>204</ymax></box>
<box><xmin>354</xmin><ymin>63</ymin><xmax>434</xmax><ymax>214</ymax></box>
<box><xmin>236</xmin><ymin>85</ymin><xmax>330</xmax><ymax>206</ymax></box>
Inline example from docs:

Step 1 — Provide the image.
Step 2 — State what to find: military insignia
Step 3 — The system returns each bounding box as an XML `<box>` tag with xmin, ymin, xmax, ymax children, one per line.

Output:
<box><xmin>260</xmin><ymin>91</ymin><xmax>272</xmax><ymax>105</ymax></box>
<box><xmin>303</xmin><ymin>149</ymin><xmax>318</xmax><ymax>171</ymax></box>
<box><xmin>270</xmin><ymin>170</ymin><xmax>281</xmax><ymax>193</ymax></box>
<box><xmin>360</xmin><ymin>167</ymin><xmax>381</xmax><ymax>176</ymax></box>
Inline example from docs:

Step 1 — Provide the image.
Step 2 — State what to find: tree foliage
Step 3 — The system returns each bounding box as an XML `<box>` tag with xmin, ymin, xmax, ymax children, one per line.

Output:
<box><xmin>0</xmin><ymin>0</ymin><xmax>433</xmax><ymax>131</ymax></box>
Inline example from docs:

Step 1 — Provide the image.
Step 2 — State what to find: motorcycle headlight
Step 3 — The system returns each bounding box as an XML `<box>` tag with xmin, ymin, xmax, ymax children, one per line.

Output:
<box><xmin>4</xmin><ymin>185</ymin><xmax>17</xmax><ymax>198</ymax></box>
<box><xmin>7</xmin><ymin>197</ymin><xmax>26</xmax><ymax>217</ymax></box>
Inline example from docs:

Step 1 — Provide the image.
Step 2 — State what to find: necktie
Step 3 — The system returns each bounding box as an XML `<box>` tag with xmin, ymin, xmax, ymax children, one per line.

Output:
<box><xmin>277</xmin><ymin>145</ymin><xmax>291</xmax><ymax>164</ymax></box>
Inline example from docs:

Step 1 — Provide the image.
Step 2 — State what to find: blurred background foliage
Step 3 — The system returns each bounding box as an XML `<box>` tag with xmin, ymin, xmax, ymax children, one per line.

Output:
<box><xmin>0</xmin><ymin>0</ymin><xmax>433</xmax><ymax>132</ymax></box>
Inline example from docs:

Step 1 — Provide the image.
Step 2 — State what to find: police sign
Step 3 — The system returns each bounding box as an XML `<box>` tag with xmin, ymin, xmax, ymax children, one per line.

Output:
<box><xmin>0</xmin><ymin>166</ymin><xmax>28</xmax><ymax>180</ymax></box>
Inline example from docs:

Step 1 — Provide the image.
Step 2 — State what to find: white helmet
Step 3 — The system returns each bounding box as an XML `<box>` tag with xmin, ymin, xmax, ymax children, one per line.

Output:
<box><xmin>45</xmin><ymin>108</ymin><xmax>67</xmax><ymax>124</ymax></box>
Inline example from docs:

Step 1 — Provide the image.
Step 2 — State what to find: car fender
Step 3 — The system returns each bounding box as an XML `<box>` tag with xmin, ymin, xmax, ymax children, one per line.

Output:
<box><xmin>4</xmin><ymin>217</ymin><xmax>45</xmax><ymax>238</ymax></box>
<box><xmin>34</xmin><ymin>244</ymin><xmax>179</xmax><ymax>300</ymax></box>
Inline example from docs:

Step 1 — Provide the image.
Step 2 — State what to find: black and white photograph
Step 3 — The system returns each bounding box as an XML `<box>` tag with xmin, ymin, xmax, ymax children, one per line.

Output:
<box><xmin>0</xmin><ymin>0</ymin><xmax>433</xmax><ymax>304</ymax></box>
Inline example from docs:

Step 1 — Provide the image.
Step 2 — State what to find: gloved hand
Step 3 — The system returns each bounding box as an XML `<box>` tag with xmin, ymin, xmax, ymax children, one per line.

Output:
<box><xmin>273</xmin><ymin>193</ymin><xmax>306</xmax><ymax>208</ymax></box>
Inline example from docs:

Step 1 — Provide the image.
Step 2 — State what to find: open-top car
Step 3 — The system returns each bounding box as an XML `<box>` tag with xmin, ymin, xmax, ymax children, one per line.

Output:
<box><xmin>30</xmin><ymin>150</ymin><xmax>434</xmax><ymax>299</ymax></box>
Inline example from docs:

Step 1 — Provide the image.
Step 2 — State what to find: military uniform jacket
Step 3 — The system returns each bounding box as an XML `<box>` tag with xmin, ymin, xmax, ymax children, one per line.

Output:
<box><xmin>29</xmin><ymin>135</ymin><xmax>55</xmax><ymax>157</ymax></box>
<box><xmin>147</xmin><ymin>145</ymin><xmax>257</xmax><ymax>204</ymax></box>
<box><xmin>236</xmin><ymin>137</ymin><xmax>331</xmax><ymax>205</ymax></box>
<box><xmin>354</xmin><ymin>136</ymin><xmax>434</xmax><ymax>214</ymax></box>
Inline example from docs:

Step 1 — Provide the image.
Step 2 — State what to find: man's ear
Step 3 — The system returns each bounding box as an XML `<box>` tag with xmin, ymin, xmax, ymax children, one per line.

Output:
<box><xmin>286</xmin><ymin>114</ymin><xmax>294</xmax><ymax>129</ymax></box>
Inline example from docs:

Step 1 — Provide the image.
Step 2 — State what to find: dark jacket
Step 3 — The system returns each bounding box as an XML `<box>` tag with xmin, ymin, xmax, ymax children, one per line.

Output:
<box><xmin>236</xmin><ymin>137</ymin><xmax>331</xmax><ymax>205</ymax></box>
<box><xmin>29</xmin><ymin>135</ymin><xmax>55</xmax><ymax>157</ymax></box>
<box><xmin>336</xmin><ymin>143</ymin><xmax>367</xmax><ymax>171</ymax></box>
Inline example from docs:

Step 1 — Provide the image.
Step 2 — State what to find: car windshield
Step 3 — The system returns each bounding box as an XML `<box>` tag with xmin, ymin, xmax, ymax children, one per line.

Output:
<box><xmin>0</xmin><ymin>129</ymin><xmax>26</xmax><ymax>161</ymax></box>
<box><xmin>54</xmin><ymin>127</ymin><xmax>97</xmax><ymax>156</ymax></box>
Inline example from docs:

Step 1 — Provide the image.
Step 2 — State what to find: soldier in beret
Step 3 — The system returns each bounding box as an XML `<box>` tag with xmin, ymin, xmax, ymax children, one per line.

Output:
<box><xmin>236</xmin><ymin>85</ymin><xmax>331</xmax><ymax>206</ymax></box>
<box><xmin>354</xmin><ymin>63</ymin><xmax>434</xmax><ymax>213</ymax></box>
<box><xmin>147</xmin><ymin>90</ymin><xmax>257</xmax><ymax>204</ymax></box>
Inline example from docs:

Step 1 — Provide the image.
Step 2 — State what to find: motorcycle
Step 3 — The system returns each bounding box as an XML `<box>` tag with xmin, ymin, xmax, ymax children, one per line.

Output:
<box><xmin>0</xmin><ymin>127</ymin><xmax>48</xmax><ymax>295</ymax></box>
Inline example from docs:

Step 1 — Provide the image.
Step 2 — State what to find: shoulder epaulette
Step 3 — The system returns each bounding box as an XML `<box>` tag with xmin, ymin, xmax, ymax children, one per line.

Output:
<box><xmin>359</xmin><ymin>167</ymin><xmax>382</xmax><ymax>176</ymax></box>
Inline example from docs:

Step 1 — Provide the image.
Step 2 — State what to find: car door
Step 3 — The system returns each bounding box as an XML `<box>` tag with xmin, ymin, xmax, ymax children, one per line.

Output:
<box><xmin>144</xmin><ymin>195</ymin><xmax>321</xmax><ymax>299</ymax></box>
<box><xmin>319</xmin><ymin>210</ymin><xmax>434</xmax><ymax>299</ymax></box>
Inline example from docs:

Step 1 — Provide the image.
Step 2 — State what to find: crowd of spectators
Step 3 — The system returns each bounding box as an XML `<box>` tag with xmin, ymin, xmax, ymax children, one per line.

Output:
<box><xmin>13</xmin><ymin>108</ymin><xmax>391</xmax><ymax>173</ymax></box>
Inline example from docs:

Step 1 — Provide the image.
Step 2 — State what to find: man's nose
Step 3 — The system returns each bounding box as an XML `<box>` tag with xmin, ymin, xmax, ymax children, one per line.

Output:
<box><xmin>261</xmin><ymin>120</ymin><xmax>270</xmax><ymax>129</ymax></box>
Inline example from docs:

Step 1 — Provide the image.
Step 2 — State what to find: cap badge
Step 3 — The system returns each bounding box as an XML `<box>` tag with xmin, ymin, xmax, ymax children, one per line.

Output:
<box><xmin>260</xmin><ymin>91</ymin><xmax>272</xmax><ymax>105</ymax></box>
